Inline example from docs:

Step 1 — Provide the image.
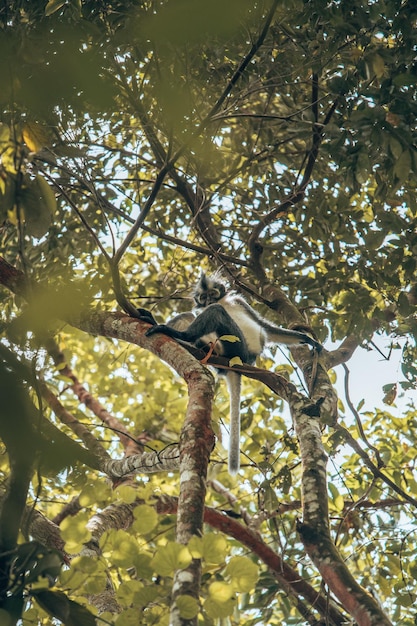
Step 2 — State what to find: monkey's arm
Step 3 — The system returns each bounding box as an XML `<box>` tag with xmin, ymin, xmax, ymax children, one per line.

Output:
<box><xmin>264</xmin><ymin>324</ymin><xmax>322</xmax><ymax>351</ymax></box>
<box><xmin>234</xmin><ymin>297</ymin><xmax>323</xmax><ymax>352</ymax></box>
<box><xmin>146</xmin><ymin>324</ymin><xmax>189</xmax><ymax>340</ymax></box>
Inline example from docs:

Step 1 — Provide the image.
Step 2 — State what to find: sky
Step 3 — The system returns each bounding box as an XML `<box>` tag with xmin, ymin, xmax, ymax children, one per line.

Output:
<box><xmin>333</xmin><ymin>338</ymin><xmax>416</xmax><ymax>416</ymax></box>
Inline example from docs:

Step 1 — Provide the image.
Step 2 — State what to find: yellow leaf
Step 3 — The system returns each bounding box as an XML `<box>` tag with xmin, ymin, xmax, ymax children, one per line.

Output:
<box><xmin>22</xmin><ymin>122</ymin><xmax>52</xmax><ymax>153</ymax></box>
<box><xmin>218</xmin><ymin>334</ymin><xmax>241</xmax><ymax>343</ymax></box>
<box><xmin>36</xmin><ymin>175</ymin><xmax>57</xmax><ymax>213</ymax></box>
<box><xmin>55</xmin><ymin>361</ymin><xmax>68</xmax><ymax>371</ymax></box>
<box><xmin>20</xmin><ymin>175</ymin><xmax>56</xmax><ymax>238</ymax></box>
<box><xmin>114</xmin><ymin>485</ymin><xmax>137</xmax><ymax>504</ymax></box>
<box><xmin>225</xmin><ymin>556</ymin><xmax>259</xmax><ymax>592</ymax></box>
<box><xmin>371</xmin><ymin>53</ymin><xmax>386</xmax><ymax>78</ymax></box>
<box><xmin>201</xmin><ymin>534</ymin><xmax>228</xmax><ymax>566</ymax></box>
<box><xmin>229</xmin><ymin>356</ymin><xmax>243</xmax><ymax>367</ymax></box>
<box><xmin>208</xmin><ymin>581</ymin><xmax>234</xmax><ymax>602</ymax></box>
<box><xmin>204</xmin><ymin>596</ymin><xmax>235</xmax><ymax>619</ymax></box>
<box><xmin>151</xmin><ymin>542</ymin><xmax>192</xmax><ymax>576</ymax></box>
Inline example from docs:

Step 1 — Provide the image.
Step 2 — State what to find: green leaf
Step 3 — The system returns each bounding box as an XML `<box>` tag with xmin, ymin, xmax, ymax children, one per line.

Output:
<box><xmin>0</xmin><ymin>174</ymin><xmax>16</xmax><ymax>219</ymax></box>
<box><xmin>356</xmin><ymin>398</ymin><xmax>365</xmax><ymax>411</ymax></box>
<box><xmin>225</xmin><ymin>556</ymin><xmax>259</xmax><ymax>592</ymax></box>
<box><xmin>176</xmin><ymin>595</ymin><xmax>199</xmax><ymax>619</ymax></box>
<box><xmin>204</xmin><ymin>598</ymin><xmax>235</xmax><ymax>619</ymax></box>
<box><xmin>132</xmin><ymin>504</ymin><xmax>158</xmax><ymax>535</ymax></box>
<box><xmin>20</xmin><ymin>175</ymin><xmax>55</xmax><ymax>238</ymax></box>
<box><xmin>32</xmin><ymin>590</ymin><xmax>96</xmax><ymax>626</ymax></box>
<box><xmin>394</xmin><ymin>150</ymin><xmax>411</xmax><ymax>183</ymax></box>
<box><xmin>200</xmin><ymin>533</ymin><xmax>228</xmax><ymax>566</ymax></box>
<box><xmin>0</xmin><ymin>609</ymin><xmax>13</xmax><ymax>626</ymax></box>
<box><xmin>110</xmin><ymin>531</ymin><xmax>140</xmax><ymax>567</ymax></box>
<box><xmin>0</xmin><ymin>123</ymin><xmax>9</xmax><ymax>143</ymax></box>
<box><xmin>61</xmin><ymin>512</ymin><xmax>92</xmax><ymax>552</ymax></box>
<box><xmin>151</xmin><ymin>542</ymin><xmax>192</xmax><ymax>576</ymax></box>
<box><xmin>208</xmin><ymin>581</ymin><xmax>234</xmax><ymax>602</ymax></box>
<box><xmin>261</xmin><ymin>481</ymin><xmax>279</xmax><ymax>513</ymax></box>
<box><xmin>114</xmin><ymin>484</ymin><xmax>137</xmax><ymax>503</ymax></box>
<box><xmin>408</xmin><ymin>563</ymin><xmax>417</xmax><ymax>580</ymax></box>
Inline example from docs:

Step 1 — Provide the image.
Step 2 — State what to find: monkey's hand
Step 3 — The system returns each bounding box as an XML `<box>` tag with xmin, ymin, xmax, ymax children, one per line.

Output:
<box><xmin>145</xmin><ymin>324</ymin><xmax>174</xmax><ymax>337</ymax></box>
<box><xmin>136</xmin><ymin>308</ymin><xmax>157</xmax><ymax>325</ymax></box>
<box><xmin>303</xmin><ymin>336</ymin><xmax>323</xmax><ymax>352</ymax></box>
<box><xmin>290</xmin><ymin>326</ymin><xmax>323</xmax><ymax>352</ymax></box>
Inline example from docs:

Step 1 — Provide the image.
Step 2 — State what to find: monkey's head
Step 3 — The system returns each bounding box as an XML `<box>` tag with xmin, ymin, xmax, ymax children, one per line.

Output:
<box><xmin>193</xmin><ymin>272</ymin><xmax>227</xmax><ymax>308</ymax></box>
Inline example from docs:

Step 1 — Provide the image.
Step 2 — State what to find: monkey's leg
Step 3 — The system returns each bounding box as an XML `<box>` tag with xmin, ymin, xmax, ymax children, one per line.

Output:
<box><xmin>146</xmin><ymin>305</ymin><xmax>240</xmax><ymax>344</ymax></box>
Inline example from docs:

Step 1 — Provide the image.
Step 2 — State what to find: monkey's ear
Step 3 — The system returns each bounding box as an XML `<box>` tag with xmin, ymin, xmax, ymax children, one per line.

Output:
<box><xmin>198</xmin><ymin>271</ymin><xmax>208</xmax><ymax>288</ymax></box>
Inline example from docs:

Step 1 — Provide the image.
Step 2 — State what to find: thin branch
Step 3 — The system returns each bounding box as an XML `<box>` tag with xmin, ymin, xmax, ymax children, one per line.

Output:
<box><xmin>44</xmin><ymin>172</ymin><xmax>111</xmax><ymax>262</ymax></box>
<box><xmin>37</xmin><ymin>156</ymin><xmax>249</xmax><ymax>266</ymax></box>
<box><xmin>113</xmin><ymin>164</ymin><xmax>170</xmax><ymax>264</ymax></box>
<box><xmin>342</xmin><ymin>363</ymin><xmax>384</xmax><ymax>467</ymax></box>
<box><xmin>44</xmin><ymin>337</ymin><xmax>143</xmax><ymax>454</ymax></box>
<box><xmin>196</xmin><ymin>0</ymin><xmax>280</xmax><ymax>127</ymax></box>
<box><xmin>335</xmin><ymin>423</ymin><xmax>417</xmax><ymax>508</ymax></box>
<box><xmin>247</xmin><ymin>85</ymin><xmax>339</xmax><ymax>254</ymax></box>
<box><xmin>156</xmin><ymin>496</ymin><xmax>347</xmax><ymax>626</ymax></box>
<box><xmin>40</xmin><ymin>383</ymin><xmax>110</xmax><ymax>464</ymax></box>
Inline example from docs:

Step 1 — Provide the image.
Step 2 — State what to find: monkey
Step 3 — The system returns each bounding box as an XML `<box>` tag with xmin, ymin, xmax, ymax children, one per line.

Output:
<box><xmin>165</xmin><ymin>311</ymin><xmax>196</xmax><ymax>332</ymax></box>
<box><xmin>146</xmin><ymin>273</ymin><xmax>322</xmax><ymax>475</ymax></box>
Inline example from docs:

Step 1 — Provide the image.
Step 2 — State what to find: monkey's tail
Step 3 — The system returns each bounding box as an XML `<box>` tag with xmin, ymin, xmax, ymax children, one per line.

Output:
<box><xmin>226</xmin><ymin>371</ymin><xmax>241</xmax><ymax>475</ymax></box>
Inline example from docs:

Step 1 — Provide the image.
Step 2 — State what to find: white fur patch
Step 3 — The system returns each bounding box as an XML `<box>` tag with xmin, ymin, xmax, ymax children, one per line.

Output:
<box><xmin>220</xmin><ymin>298</ymin><xmax>264</xmax><ymax>356</ymax></box>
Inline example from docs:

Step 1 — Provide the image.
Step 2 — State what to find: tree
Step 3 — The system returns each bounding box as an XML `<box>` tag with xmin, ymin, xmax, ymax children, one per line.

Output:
<box><xmin>0</xmin><ymin>0</ymin><xmax>417</xmax><ymax>624</ymax></box>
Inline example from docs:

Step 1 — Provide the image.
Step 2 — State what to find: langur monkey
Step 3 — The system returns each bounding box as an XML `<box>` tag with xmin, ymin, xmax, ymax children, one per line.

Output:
<box><xmin>146</xmin><ymin>273</ymin><xmax>322</xmax><ymax>474</ymax></box>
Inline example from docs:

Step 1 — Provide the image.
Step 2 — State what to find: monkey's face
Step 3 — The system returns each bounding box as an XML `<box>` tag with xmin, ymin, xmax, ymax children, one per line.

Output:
<box><xmin>193</xmin><ymin>274</ymin><xmax>227</xmax><ymax>308</ymax></box>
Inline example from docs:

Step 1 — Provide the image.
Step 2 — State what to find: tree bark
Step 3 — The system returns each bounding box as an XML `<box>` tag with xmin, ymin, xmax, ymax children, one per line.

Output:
<box><xmin>291</xmin><ymin>391</ymin><xmax>393</xmax><ymax>626</ymax></box>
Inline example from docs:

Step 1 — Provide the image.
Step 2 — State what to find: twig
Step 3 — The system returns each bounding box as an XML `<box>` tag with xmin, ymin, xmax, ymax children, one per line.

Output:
<box><xmin>342</xmin><ymin>363</ymin><xmax>384</xmax><ymax>468</ymax></box>
<box><xmin>335</xmin><ymin>423</ymin><xmax>417</xmax><ymax>508</ymax></box>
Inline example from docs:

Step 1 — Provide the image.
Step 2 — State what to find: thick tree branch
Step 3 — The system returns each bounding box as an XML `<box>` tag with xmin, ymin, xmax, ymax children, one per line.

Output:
<box><xmin>291</xmin><ymin>392</ymin><xmax>393</xmax><ymax>626</ymax></box>
<box><xmin>71</xmin><ymin>311</ymin><xmax>215</xmax><ymax>626</ymax></box>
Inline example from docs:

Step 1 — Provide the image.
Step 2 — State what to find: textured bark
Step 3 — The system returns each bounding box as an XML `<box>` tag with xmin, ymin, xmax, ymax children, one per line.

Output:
<box><xmin>0</xmin><ymin>255</ymin><xmax>392</xmax><ymax>624</ymax></box>
<box><xmin>170</xmin><ymin>366</ymin><xmax>214</xmax><ymax>626</ymax></box>
<box><xmin>102</xmin><ymin>446</ymin><xmax>180</xmax><ymax>475</ymax></box>
<box><xmin>22</xmin><ymin>508</ymin><xmax>66</xmax><ymax>555</ymax></box>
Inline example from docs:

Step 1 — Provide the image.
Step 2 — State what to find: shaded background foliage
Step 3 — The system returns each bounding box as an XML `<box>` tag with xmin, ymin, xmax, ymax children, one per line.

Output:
<box><xmin>1</xmin><ymin>0</ymin><xmax>417</xmax><ymax>624</ymax></box>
